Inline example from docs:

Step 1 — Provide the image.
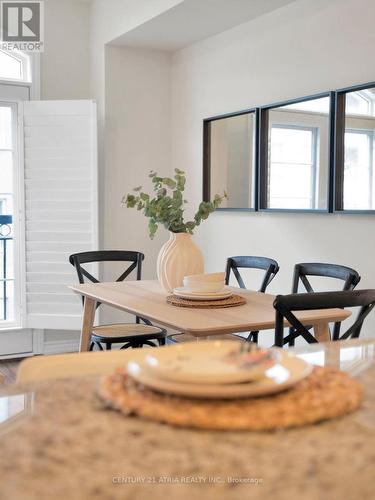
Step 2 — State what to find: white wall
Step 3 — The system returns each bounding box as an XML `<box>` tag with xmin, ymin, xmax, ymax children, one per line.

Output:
<box><xmin>90</xmin><ymin>0</ymin><xmax>182</xmax><ymax>109</ymax></box>
<box><xmin>102</xmin><ymin>45</ymin><xmax>171</xmax><ymax>322</ymax></box>
<box><xmin>170</xmin><ymin>0</ymin><xmax>375</xmax><ymax>338</ymax></box>
<box><xmin>91</xmin><ymin>0</ymin><xmax>183</xmax><ymax>47</ymax></box>
<box><xmin>91</xmin><ymin>0</ymin><xmax>183</xmax><ymax>251</ymax></box>
<box><xmin>42</xmin><ymin>0</ymin><xmax>90</xmax><ymax>99</ymax></box>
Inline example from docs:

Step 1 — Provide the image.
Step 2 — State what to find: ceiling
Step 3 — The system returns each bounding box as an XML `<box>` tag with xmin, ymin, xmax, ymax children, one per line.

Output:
<box><xmin>112</xmin><ymin>0</ymin><xmax>297</xmax><ymax>51</ymax></box>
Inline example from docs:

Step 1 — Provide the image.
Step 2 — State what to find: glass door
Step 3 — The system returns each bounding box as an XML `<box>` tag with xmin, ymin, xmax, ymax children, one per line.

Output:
<box><xmin>0</xmin><ymin>102</ymin><xmax>19</xmax><ymax>326</ymax></box>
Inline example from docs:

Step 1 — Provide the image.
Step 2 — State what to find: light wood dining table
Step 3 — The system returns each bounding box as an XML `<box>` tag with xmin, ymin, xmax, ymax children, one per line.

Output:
<box><xmin>70</xmin><ymin>280</ymin><xmax>351</xmax><ymax>352</ymax></box>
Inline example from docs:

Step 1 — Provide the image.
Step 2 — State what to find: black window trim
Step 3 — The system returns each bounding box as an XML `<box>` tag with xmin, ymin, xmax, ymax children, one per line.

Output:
<box><xmin>202</xmin><ymin>107</ymin><xmax>258</xmax><ymax>212</ymax></box>
<box><xmin>202</xmin><ymin>81</ymin><xmax>375</xmax><ymax>215</ymax></box>
<box><xmin>258</xmin><ymin>90</ymin><xmax>334</xmax><ymax>213</ymax></box>
<box><xmin>334</xmin><ymin>80</ymin><xmax>375</xmax><ymax>214</ymax></box>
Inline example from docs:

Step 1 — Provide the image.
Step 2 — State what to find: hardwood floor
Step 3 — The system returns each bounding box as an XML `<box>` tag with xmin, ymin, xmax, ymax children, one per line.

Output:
<box><xmin>0</xmin><ymin>359</ymin><xmax>22</xmax><ymax>384</ymax></box>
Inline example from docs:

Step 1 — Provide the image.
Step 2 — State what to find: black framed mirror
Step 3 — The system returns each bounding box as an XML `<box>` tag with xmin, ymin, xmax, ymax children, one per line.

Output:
<box><xmin>259</xmin><ymin>93</ymin><xmax>333</xmax><ymax>212</ymax></box>
<box><xmin>203</xmin><ymin>109</ymin><xmax>257</xmax><ymax>210</ymax></box>
<box><xmin>334</xmin><ymin>81</ymin><xmax>375</xmax><ymax>213</ymax></box>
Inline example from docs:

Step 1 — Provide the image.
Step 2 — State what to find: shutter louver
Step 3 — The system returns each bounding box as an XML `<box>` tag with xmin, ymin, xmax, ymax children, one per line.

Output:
<box><xmin>23</xmin><ymin>100</ymin><xmax>97</xmax><ymax>329</ymax></box>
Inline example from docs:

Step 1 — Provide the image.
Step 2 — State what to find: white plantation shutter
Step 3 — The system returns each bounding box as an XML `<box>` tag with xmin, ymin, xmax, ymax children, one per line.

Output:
<box><xmin>22</xmin><ymin>100</ymin><xmax>98</xmax><ymax>329</ymax></box>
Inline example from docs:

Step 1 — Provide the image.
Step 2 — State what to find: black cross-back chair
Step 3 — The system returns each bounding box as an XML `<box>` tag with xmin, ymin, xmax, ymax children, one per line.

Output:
<box><xmin>225</xmin><ymin>256</ymin><xmax>280</xmax><ymax>343</ymax></box>
<box><xmin>273</xmin><ymin>289</ymin><xmax>375</xmax><ymax>347</ymax></box>
<box><xmin>289</xmin><ymin>262</ymin><xmax>361</xmax><ymax>345</ymax></box>
<box><xmin>69</xmin><ymin>251</ymin><xmax>167</xmax><ymax>350</ymax></box>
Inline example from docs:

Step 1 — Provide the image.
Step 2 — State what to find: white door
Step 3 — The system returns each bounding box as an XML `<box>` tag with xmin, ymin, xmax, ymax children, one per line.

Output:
<box><xmin>0</xmin><ymin>99</ymin><xmax>98</xmax><ymax>356</ymax></box>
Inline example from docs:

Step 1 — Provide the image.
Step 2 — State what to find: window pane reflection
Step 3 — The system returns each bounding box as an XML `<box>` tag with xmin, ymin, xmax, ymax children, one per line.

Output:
<box><xmin>343</xmin><ymin>89</ymin><xmax>375</xmax><ymax>210</ymax></box>
<box><xmin>209</xmin><ymin>113</ymin><xmax>255</xmax><ymax>209</ymax></box>
<box><xmin>267</xmin><ymin>96</ymin><xmax>330</xmax><ymax>210</ymax></box>
<box><xmin>270</xmin><ymin>128</ymin><xmax>315</xmax><ymax>208</ymax></box>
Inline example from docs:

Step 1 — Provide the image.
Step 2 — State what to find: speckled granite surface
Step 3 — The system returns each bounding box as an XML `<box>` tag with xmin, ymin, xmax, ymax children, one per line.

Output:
<box><xmin>0</xmin><ymin>340</ymin><xmax>374</xmax><ymax>500</ymax></box>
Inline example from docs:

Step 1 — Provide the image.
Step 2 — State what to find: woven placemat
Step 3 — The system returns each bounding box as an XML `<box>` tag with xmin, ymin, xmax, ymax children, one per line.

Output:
<box><xmin>166</xmin><ymin>293</ymin><xmax>246</xmax><ymax>308</ymax></box>
<box><xmin>99</xmin><ymin>366</ymin><xmax>363</xmax><ymax>431</ymax></box>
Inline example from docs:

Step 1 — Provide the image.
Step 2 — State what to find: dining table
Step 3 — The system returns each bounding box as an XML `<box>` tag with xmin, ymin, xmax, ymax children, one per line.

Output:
<box><xmin>0</xmin><ymin>338</ymin><xmax>374</xmax><ymax>500</ymax></box>
<box><xmin>70</xmin><ymin>280</ymin><xmax>351</xmax><ymax>351</ymax></box>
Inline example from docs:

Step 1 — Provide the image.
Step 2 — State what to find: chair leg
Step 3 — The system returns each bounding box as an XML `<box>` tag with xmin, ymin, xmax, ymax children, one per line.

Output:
<box><xmin>96</xmin><ymin>341</ymin><xmax>104</xmax><ymax>351</ymax></box>
<box><xmin>140</xmin><ymin>340</ymin><xmax>157</xmax><ymax>348</ymax></box>
<box><xmin>158</xmin><ymin>337</ymin><xmax>166</xmax><ymax>346</ymax></box>
<box><xmin>332</xmin><ymin>322</ymin><xmax>341</xmax><ymax>341</ymax></box>
<box><xmin>245</xmin><ymin>331</ymin><xmax>259</xmax><ymax>343</ymax></box>
<box><xmin>127</xmin><ymin>342</ymin><xmax>141</xmax><ymax>349</ymax></box>
<box><xmin>105</xmin><ymin>342</ymin><xmax>112</xmax><ymax>350</ymax></box>
<box><xmin>288</xmin><ymin>328</ymin><xmax>295</xmax><ymax>347</ymax></box>
<box><xmin>120</xmin><ymin>342</ymin><xmax>132</xmax><ymax>349</ymax></box>
<box><xmin>89</xmin><ymin>342</ymin><xmax>95</xmax><ymax>351</ymax></box>
<box><xmin>288</xmin><ymin>328</ymin><xmax>296</xmax><ymax>347</ymax></box>
<box><xmin>274</xmin><ymin>312</ymin><xmax>285</xmax><ymax>347</ymax></box>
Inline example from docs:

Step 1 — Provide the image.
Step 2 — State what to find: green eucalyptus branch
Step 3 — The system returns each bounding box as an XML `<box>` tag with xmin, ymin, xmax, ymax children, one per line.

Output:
<box><xmin>122</xmin><ymin>168</ymin><xmax>227</xmax><ymax>239</ymax></box>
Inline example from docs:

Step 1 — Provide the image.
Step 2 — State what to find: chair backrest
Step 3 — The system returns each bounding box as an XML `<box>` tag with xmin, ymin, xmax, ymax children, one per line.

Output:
<box><xmin>292</xmin><ymin>262</ymin><xmax>361</xmax><ymax>293</ymax></box>
<box><xmin>291</xmin><ymin>262</ymin><xmax>361</xmax><ymax>340</ymax></box>
<box><xmin>273</xmin><ymin>289</ymin><xmax>375</xmax><ymax>347</ymax></box>
<box><xmin>225</xmin><ymin>256</ymin><xmax>279</xmax><ymax>292</ymax></box>
<box><xmin>69</xmin><ymin>250</ymin><xmax>144</xmax><ymax>307</ymax></box>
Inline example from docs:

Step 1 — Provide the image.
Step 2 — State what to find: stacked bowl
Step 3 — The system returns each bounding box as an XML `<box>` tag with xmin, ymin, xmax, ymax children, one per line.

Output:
<box><xmin>174</xmin><ymin>272</ymin><xmax>232</xmax><ymax>301</ymax></box>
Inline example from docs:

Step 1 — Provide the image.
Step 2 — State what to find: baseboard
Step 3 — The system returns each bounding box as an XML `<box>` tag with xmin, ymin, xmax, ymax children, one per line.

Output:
<box><xmin>43</xmin><ymin>338</ymin><xmax>80</xmax><ymax>355</ymax></box>
<box><xmin>0</xmin><ymin>352</ymin><xmax>33</xmax><ymax>360</ymax></box>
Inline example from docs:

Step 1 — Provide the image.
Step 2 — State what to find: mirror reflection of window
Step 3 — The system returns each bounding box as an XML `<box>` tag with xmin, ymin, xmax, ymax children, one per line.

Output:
<box><xmin>267</xmin><ymin>96</ymin><xmax>330</xmax><ymax>210</ymax></box>
<box><xmin>343</xmin><ymin>88</ymin><xmax>375</xmax><ymax>210</ymax></box>
<box><xmin>209</xmin><ymin>112</ymin><xmax>255</xmax><ymax>209</ymax></box>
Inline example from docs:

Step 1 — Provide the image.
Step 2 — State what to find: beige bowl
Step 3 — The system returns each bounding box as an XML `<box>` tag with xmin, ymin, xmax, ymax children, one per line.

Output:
<box><xmin>184</xmin><ymin>272</ymin><xmax>225</xmax><ymax>283</ymax></box>
<box><xmin>183</xmin><ymin>279</ymin><xmax>224</xmax><ymax>293</ymax></box>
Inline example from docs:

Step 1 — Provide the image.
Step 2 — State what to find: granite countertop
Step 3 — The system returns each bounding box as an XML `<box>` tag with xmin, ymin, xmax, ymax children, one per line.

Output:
<box><xmin>0</xmin><ymin>339</ymin><xmax>374</xmax><ymax>500</ymax></box>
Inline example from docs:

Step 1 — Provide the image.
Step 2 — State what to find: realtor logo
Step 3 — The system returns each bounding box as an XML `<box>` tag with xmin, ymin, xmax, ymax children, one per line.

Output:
<box><xmin>1</xmin><ymin>1</ymin><xmax>44</xmax><ymax>51</ymax></box>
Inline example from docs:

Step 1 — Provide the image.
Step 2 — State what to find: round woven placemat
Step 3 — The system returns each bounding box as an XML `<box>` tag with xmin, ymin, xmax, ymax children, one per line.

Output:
<box><xmin>166</xmin><ymin>293</ymin><xmax>246</xmax><ymax>308</ymax></box>
<box><xmin>99</xmin><ymin>366</ymin><xmax>362</xmax><ymax>431</ymax></box>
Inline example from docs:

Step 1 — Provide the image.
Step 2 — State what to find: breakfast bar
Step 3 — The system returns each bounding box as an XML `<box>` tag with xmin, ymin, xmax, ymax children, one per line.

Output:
<box><xmin>0</xmin><ymin>339</ymin><xmax>374</xmax><ymax>500</ymax></box>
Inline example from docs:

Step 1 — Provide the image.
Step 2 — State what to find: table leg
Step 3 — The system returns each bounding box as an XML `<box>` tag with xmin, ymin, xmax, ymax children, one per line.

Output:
<box><xmin>313</xmin><ymin>322</ymin><xmax>331</xmax><ymax>343</ymax></box>
<box><xmin>325</xmin><ymin>346</ymin><xmax>340</xmax><ymax>369</ymax></box>
<box><xmin>79</xmin><ymin>297</ymin><xmax>97</xmax><ymax>352</ymax></box>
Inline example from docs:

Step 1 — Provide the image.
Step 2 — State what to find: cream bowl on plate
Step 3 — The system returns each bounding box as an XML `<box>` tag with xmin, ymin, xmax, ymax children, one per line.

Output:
<box><xmin>184</xmin><ymin>272</ymin><xmax>225</xmax><ymax>283</ymax></box>
<box><xmin>183</xmin><ymin>280</ymin><xmax>224</xmax><ymax>293</ymax></box>
<box><xmin>183</xmin><ymin>272</ymin><xmax>225</xmax><ymax>293</ymax></box>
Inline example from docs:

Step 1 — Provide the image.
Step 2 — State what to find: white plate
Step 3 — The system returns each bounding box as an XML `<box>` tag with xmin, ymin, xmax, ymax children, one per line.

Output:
<box><xmin>142</xmin><ymin>341</ymin><xmax>279</xmax><ymax>384</ymax></box>
<box><xmin>173</xmin><ymin>286</ymin><xmax>233</xmax><ymax>301</ymax></box>
<box><xmin>127</xmin><ymin>350</ymin><xmax>312</xmax><ymax>399</ymax></box>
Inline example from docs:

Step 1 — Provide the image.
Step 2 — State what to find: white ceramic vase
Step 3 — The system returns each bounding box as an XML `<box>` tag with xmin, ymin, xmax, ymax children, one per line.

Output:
<box><xmin>157</xmin><ymin>232</ymin><xmax>204</xmax><ymax>292</ymax></box>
